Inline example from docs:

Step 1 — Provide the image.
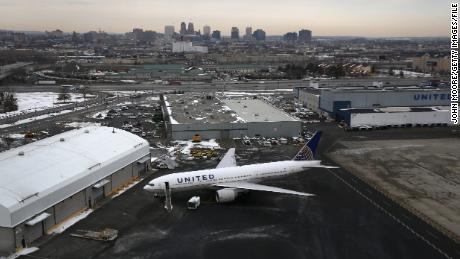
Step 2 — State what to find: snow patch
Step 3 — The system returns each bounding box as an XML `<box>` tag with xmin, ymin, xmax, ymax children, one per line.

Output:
<box><xmin>49</xmin><ymin>209</ymin><xmax>93</xmax><ymax>234</ymax></box>
<box><xmin>4</xmin><ymin>247</ymin><xmax>39</xmax><ymax>259</ymax></box>
<box><xmin>0</xmin><ymin>92</ymin><xmax>93</xmax><ymax>119</ymax></box>
<box><xmin>164</xmin><ymin>97</ymin><xmax>179</xmax><ymax>124</ymax></box>
<box><xmin>65</xmin><ymin>122</ymin><xmax>101</xmax><ymax>128</ymax></box>
<box><xmin>111</xmin><ymin>178</ymin><xmax>143</xmax><ymax>199</ymax></box>
<box><xmin>146</xmin><ymin>96</ymin><xmax>160</xmax><ymax>101</ymax></box>
<box><xmin>7</xmin><ymin>134</ymin><xmax>24</xmax><ymax>139</ymax></box>
<box><xmin>171</xmin><ymin>139</ymin><xmax>220</xmax><ymax>155</ymax></box>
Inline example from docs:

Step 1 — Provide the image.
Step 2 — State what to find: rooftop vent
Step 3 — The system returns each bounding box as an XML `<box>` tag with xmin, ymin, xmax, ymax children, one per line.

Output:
<box><xmin>18</xmin><ymin>151</ymin><xmax>24</xmax><ymax>156</ymax></box>
<box><xmin>60</xmin><ymin>138</ymin><xmax>65</xmax><ymax>142</ymax></box>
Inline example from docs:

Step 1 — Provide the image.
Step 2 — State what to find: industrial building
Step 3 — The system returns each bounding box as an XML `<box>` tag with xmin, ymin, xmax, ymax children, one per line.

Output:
<box><xmin>0</xmin><ymin>126</ymin><xmax>150</xmax><ymax>255</ymax></box>
<box><xmin>172</xmin><ymin>41</ymin><xmax>208</xmax><ymax>53</ymax></box>
<box><xmin>163</xmin><ymin>94</ymin><xmax>301</xmax><ymax>140</ymax></box>
<box><xmin>298</xmin><ymin>86</ymin><xmax>451</xmax><ymax>117</ymax></box>
<box><xmin>340</xmin><ymin>106</ymin><xmax>450</xmax><ymax>129</ymax></box>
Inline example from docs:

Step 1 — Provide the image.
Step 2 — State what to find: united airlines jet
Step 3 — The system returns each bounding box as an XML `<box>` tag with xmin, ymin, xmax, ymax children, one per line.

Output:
<box><xmin>144</xmin><ymin>132</ymin><xmax>336</xmax><ymax>207</ymax></box>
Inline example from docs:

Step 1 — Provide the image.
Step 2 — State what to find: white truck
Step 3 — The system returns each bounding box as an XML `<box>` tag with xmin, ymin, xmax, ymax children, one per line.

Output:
<box><xmin>187</xmin><ymin>196</ymin><xmax>201</xmax><ymax>210</ymax></box>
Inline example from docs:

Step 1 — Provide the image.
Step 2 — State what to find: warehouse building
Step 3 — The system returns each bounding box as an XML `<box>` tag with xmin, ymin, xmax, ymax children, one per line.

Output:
<box><xmin>297</xmin><ymin>86</ymin><xmax>451</xmax><ymax>118</ymax></box>
<box><xmin>0</xmin><ymin>126</ymin><xmax>150</xmax><ymax>255</ymax></box>
<box><xmin>320</xmin><ymin>88</ymin><xmax>451</xmax><ymax>119</ymax></box>
<box><xmin>163</xmin><ymin>94</ymin><xmax>301</xmax><ymax>140</ymax></box>
<box><xmin>340</xmin><ymin>106</ymin><xmax>450</xmax><ymax>129</ymax></box>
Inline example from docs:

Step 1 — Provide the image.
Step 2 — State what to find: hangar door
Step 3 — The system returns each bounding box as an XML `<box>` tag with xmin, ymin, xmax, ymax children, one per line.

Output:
<box><xmin>54</xmin><ymin>190</ymin><xmax>87</xmax><ymax>224</ymax></box>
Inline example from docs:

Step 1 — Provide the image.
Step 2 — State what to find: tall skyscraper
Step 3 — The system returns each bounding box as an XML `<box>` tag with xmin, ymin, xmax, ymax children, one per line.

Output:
<box><xmin>283</xmin><ymin>32</ymin><xmax>298</xmax><ymax>42</ymax></box>
<box><xmin>187</xmin><ymin>22</ymin><xmax>195</xmax><ymax>34</ymax></box>
<box><xmin>203</xmin><ymin>25</ymin><xmax>211</xmax><ymax>36</ymax></box>
<box><xmin>164</xmin><ymin>25</ymin><xmax>175</xmax><ymax>37</ymax></box>
<box><xmin>245</xmin><ymin>27</ymin><xmax>252</xmax><ymax>37</ymax></box>
<box><xmin>298</xmin><ymin>29</ymin><xmax>312</xmax><ymax>43</ymax></box>
<box><xmin>211</xmin><ymin>30</ymin><xmax>221</xmax><ymax>40</ymax></box>
<box><xmin>132</xmin><ymin>28</ymin><xmax>144</xmax><ymax>41</ymax></box>
<box><xmin>231</xmin><ymin>27</ymin><xmax>239</xmax><ymax>40</ymax></box>
<box><xmin>253</xmin><ymin>29</ymin><xmax>266</xmax><ymax>41</ymax></box>
<box><xmin>180</xmin><ymin>22</ymin><xmax>187</xmax><ymax>35</ymax></box>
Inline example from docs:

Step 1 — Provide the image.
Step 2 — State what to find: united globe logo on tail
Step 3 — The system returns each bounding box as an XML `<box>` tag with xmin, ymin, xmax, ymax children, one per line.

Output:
<box><xmin>293</xmin><ymin>131</ymin><xmax>322</xmax><ymax>161</ymax></box>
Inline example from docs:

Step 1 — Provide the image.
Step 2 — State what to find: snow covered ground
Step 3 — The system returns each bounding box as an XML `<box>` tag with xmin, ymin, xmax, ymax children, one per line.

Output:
<box><xmin>393</xmin><ymin>69</ymin><xmax>431</xmax><ymax>77</ymax></box>
<box><xmin>111</xmin><ymin>178</ymin><xmax>143</xmax><ymax>199</ymax></box>
<box><xmin>102</xmin><ymin>91</ymin><xmax>152</xmax><ymax>97</ymax></box>
<box><xmin>0</xmin><ymin>92</ymin><xmax>94</xmax><ymax>119</ymax></box>
<box><xmin>3</xmin><ymin>247</ymin><xmax>39</xmax><ymax>259</ymax></box>
<box><xmin>169</xmin><ymin>139</ymin><xmax>220</xmax><ymax>155</ymax></box>
<box><xmin>89</xmin><ymin>109</ymin><xmax>109</xmax><ymax>119</ymax></box>
<box><xmin>48</xmin><ymin>209</ymin><xmax>94</xmax><ymax>234</ymax></box>
<box><xmin>7</xmin><ymin>133</ymin><xmax>24</xmax><ymax>139</ymax></box>
<box><xmin>146</xmin><ymin>96</ymin><xmax>160</xmax><ymax>101</ymax></box>
<box><xmin>0</xmin><ymin>109</ymin><xmax>74</xmax><ymax>129</ymax></box>
<box><xmin>65</xmin><ymin>122</ymin><xmax>101</xmax><ymax>128</ymax></box>
<box><xmin>379</xmin><ymin>69</ymin><xmax>431</xmax><ymax>78</ymax></box>
<box><xmin>164</xmin><ymin>97</ymin><xmax>178</xmax><ymax>124</ymax></box>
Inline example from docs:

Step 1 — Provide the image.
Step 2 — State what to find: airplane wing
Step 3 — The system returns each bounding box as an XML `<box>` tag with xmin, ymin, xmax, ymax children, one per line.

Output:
<box><xmin>216</xmin><ymin>148</ymin><xmax>237</xmax><ymax>168</ymax></box>
<box><xmin>214</xmin><ymin>182</ymin><xmax>315</xmax><ymax>197</ymax></box>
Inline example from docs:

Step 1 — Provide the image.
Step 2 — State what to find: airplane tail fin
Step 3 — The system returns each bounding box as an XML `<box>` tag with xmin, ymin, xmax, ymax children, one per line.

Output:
<box><xmin>293</xmin><ymin>131</ymin><xmax>322</xmax><ymax>161</ymax></box>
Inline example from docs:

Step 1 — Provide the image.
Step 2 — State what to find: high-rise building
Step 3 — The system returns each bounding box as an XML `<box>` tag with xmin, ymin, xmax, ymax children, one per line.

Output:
<box><xmin>187</xmin><ymin>22</ymin><xmax>195</xmax><ymax>34</ymax></box>
<box><xmin>180</xmin><ymin>22</ymin><xmax>187</xmax><ymax>35</ymax></box>
<box><xmin>253</xmin><ymin>29</ymin><xmax>266</xmax><ymax>41</ymax></box>
<box><xmin>245</xmin><ymin>27</ymin><xmax>252</xmax><ymax>37</ymax></box>
<box><xmin>244</xmin><ymin>26</ymin><xmax>253</xmax><ymax>40</ymax></box>
<box><xmin>298</xmin><ymin>29</ymin><xmax>312</xmax><ymax>43</ymax></box>
<box><xmin>283</xmin><ymin>32</ymin><xmax>298</xmax><ymax>42</ymax></box>
<box><xmin>164</xmin><ymin>25</ymin><xmax>175</xmax><ymax>37</ymax></box>
<box><xmin>211</xmin><ymin>30</ymin><xmax>221</xmax><ymax>40</ymax></box>
<box><xmin>203</xmin><ymin>25</ymin><xmax>211</xmax><ymax>36</ymax></box>
<box><xmin>132</xmin><ymin>28</ymin><xmax>144</xmax><ymax>41</ymax></box>
<box><xmin>231</xmin><ymin>27</ymin><xmax>240</xmax><ymax>40</ymax></box>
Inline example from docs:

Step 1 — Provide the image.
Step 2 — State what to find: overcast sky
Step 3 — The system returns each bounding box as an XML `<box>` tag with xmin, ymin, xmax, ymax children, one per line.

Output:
<box><xmin>0</xmin><ymin>0</ymin><xmax>449</xmax><ymax>37</ymax></box>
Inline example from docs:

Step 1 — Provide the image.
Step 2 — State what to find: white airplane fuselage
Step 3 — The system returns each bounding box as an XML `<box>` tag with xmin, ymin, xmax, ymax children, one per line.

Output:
<box><xmin>144</xmin><ymin>160</ymin><xmax>321</xmax><ymax>194</ymax></box>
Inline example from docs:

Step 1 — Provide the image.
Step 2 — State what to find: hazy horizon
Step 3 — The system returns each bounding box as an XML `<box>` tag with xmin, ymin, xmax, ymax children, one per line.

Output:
<box><xmin>0</xmin><ymin>0</ymin><xmax>450</xmax><ymax>37</ymax></box>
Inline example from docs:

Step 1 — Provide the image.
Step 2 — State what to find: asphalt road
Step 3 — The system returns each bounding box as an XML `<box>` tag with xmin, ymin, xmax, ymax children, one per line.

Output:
<box><xmin>1</xmin><ymin>77</ymin><xmax>429</xmax><ymax>93</ymax></box>
<box><xmin>26</xmin><ymin>125</ymin><xmax>460</xmax><ymax>259</ymax></box>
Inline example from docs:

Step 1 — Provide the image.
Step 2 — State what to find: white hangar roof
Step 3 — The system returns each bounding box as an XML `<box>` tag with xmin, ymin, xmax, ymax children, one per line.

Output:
<box><xmin>0</xmin><ymin>126</ymin><xmax>150</xmax><ymax>228</ymax></box>
<box><xmin>224</xmin><ymin>99</ymin><xmax>299</xmax><ymax>122</ymax></box>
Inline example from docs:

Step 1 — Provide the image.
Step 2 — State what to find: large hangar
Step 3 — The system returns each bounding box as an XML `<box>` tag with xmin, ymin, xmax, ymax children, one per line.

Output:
<box><xmin>319</xmin><ymin>87</ymin><xmax>451</xmax><ymax>118</ymax></box>
<box><xmin>0</xmin><ymin>126</ymin><xmax>150</xmax><ymax>255</ymax></box>
<box><xmin>297</xmin><ymin>86</ymin><xmax>451</xmax><ymax>119</ymax></box>
<box><xmin>163</xmin><ymin>94</ymin><xmax>301</xmax><ymax>140</ymax></box>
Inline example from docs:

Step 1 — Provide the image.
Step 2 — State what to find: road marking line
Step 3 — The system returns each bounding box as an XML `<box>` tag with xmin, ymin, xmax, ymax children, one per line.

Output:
<box><xmin>382</xmin><ymin>200</ymin><xmax>392</xmax><ymax>207</ymax></box>
<box><xmin>326</xmin><ymin>168</ymin><xmax>453</xmax><ymax>259</ymax></box>
<box><xmin>402</xmin><ymin>214</ymin><xmax>411</xmax><ymax>221</ymax></box>
<box><xmin>426</xmin><ymin>230</ymin><xmax>439</xmax><ymax>240</ymax></box>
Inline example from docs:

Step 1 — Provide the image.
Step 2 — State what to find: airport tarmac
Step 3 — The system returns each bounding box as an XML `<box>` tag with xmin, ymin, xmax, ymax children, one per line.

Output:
<box><xmin>328</xmin><ymin>138</ymin><xmax>460</xmax><ymax>242</ymax></box>
<box><xmin>27</xmin><ymin>129</ymin><xmax>459</xmax><ymax>259</ymax></box>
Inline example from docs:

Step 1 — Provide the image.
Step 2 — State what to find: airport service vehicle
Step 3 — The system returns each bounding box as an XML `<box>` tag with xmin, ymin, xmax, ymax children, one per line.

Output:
<box><xmin>187</xmin><ymin>196</ymin><xmax>201</xmax><ymax>210</ymax></box>
<box><xmin>144</xmin><ymin>132</ymin><xmax>336</xmax><ymax>209</ymax></box>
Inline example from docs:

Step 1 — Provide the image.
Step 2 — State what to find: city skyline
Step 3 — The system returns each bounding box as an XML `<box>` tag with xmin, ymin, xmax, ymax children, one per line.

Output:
<box><xmin>0</xmin><ymin>0</ymin><xmax>449</xmax><ymax>37</ymax></box>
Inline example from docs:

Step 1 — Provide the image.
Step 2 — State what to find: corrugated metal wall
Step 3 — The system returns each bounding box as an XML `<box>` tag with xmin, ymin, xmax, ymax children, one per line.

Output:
<box><xmin>320</xmin><ymin>90</ymin><xmax>451</xmax><ymax>113</ymax></box>
<box><xmin>349</xmin><ymin>111</ymin><xmax>450</xmax><ymax>127</ymax></box>
<box><xmin>1</xmin><ymin>158</ymin><xmax>151</xmax><ymax>256</ymax></box>
<box><xmin>0</xmin><ymin>227</ymin><xmax>14</xmax><ymax>256</ymax></box>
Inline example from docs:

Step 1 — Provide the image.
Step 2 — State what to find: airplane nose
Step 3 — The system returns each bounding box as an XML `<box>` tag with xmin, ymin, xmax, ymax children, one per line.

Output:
<box><xmin>143</xmin><ymin>185</ymin><xmax>155</xmax><ymax>192</ymax></box>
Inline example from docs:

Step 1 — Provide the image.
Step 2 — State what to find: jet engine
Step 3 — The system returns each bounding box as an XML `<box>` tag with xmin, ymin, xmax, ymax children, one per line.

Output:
<box><xmin>215</xmin><ymin>188</ymin><xmax>238</xmax><ymax>203</ymax></box>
